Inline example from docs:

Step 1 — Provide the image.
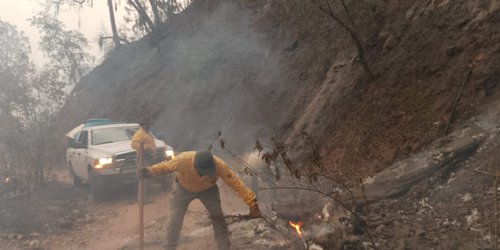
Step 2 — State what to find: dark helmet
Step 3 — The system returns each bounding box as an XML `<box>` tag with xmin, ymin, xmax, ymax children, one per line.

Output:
<box><xmin>194</xmin><ymin>151</ymin><xmax>216</xmax><ymax>176</ymax></box>
<box><xmin>139</xmin><ymin>117</ymin><xmax>153</xmax><ymax>127</ymax></box>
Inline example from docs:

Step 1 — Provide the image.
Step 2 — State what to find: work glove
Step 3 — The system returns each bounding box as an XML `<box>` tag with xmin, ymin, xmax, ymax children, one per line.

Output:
<box><xmin>249</xmin><ymin>203</ymin><xmax>262</xmax><ymax>218</ymax></box>
<box><xmin>137</xmin><ymin>167</ymin><xmax>150</xmax><ymax>179</ymax></box>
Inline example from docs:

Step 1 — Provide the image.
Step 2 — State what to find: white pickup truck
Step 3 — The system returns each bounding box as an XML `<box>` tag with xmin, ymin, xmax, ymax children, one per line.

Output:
<box><xmin>66</xmin><ymin>119</ymin><xmax>174</xmax><ymax>201</ymax></box>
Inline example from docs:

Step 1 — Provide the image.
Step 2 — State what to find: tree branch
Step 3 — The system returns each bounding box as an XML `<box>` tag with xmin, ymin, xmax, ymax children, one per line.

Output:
<box><xmin>309</xmin><ymin>0</ymin><xmax>374</xmax><ymax>80</ymax></box>
<box><xmin>261</xmin><ymin>186</ymin><xmax>377</xmax><ymax>249</ymax></box>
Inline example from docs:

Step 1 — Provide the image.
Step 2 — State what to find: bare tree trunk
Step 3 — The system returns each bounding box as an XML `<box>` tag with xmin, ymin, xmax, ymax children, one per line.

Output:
<box><xmin>107</xmin><ymin>0</ymin><xmax>121</xmax><ymax>48</ymax></box>
<box><xmin>149</xmin><ymin>0</ymin><xmax>161</xmax><ymax>52</ymax></box>
<box><xmin>167</xmin><ymin>0</ymin><xmax>176</xmax><ymax>16</ymax></box>
<box><xmin>128</xmin><ymin>0</ymin><xmax>156</xmax><ymax>34</ymax></box>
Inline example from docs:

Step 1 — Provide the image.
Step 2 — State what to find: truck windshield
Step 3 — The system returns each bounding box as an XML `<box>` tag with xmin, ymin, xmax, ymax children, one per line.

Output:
<box><xmin>91</xmin><ymin>126</ymin><xmax>138</xmax><ymax>145</ymax></box>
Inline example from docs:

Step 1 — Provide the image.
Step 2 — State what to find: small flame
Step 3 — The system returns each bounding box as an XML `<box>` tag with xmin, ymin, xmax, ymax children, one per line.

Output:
<box><xmin>288</xmin><ymin>220</ymin><xmax>304</xmax><ymax>238</ymax></box>
<box><xmin>5</xmin><ymin>177</ymin><xmax>10</xmax><ymax>183</ymax></box>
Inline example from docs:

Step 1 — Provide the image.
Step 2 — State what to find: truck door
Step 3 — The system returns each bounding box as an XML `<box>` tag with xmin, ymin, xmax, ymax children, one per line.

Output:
<box><xmin>72</xmin><ymin>131</ymin><xmax>89</xmax><ymax>178</ymax></box>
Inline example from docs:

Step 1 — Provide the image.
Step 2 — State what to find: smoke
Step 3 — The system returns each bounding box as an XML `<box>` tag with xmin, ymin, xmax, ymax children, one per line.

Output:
<box><xmin>55</xmin><ymin>0</ymin><xmax>290</xmax><ymax>169</ymax></box>
<box><xmin>148</xmin><ymin>0</ymin><xmax>280</xmax><ymax>153</ymax></box>
<box><xmin>473</xmin><ymin>99</ymin><xmax>500</xmax><ymax>131</ymax></box>
<box><xmin>306</xmin><ymin>223</ymin><xmax>336</xmax><ymax>238</ymax></box>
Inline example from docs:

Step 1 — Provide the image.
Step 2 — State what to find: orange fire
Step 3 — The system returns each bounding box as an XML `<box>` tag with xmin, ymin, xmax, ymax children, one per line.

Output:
<box><xmin>4</xmin><ymin>177</ymin><xmax>10</xmax><ymax>183</ymax></box>
<box><xmin>288</xmin><ymin>221</ymin><xmax>304</xmax><ymax>238</ymax></box>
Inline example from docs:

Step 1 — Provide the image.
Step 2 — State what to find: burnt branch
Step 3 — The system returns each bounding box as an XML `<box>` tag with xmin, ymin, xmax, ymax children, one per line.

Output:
<box><xmin>261</xmin><ymin>186</ymin><xmax>377</xmax><ymax>249</ymax></box>
<box><xmin>216</xmin><ymin>132</ymin><xmax>278</xmax><ymax>188</ymax></box>
<box><xmin>309</xmin><ymin>0</ymin><xmax>374</xmax><ymax>80</ymax></box>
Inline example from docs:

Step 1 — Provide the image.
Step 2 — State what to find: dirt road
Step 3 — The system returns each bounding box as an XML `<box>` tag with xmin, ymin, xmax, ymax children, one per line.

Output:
<box><xmin>35</xmin><ymin>171</ymin><xmax>248</xmax><ymax>250</ymax></box>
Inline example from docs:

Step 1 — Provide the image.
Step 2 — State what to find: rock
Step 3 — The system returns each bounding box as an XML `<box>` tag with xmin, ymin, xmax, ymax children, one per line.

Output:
<box><xmin>255</xmin><ymin>222</ymin><xmax>268</xmax><ymax>235</ymax></box>
<box><xmin>360</xmin><ymin>128</ymin><xmax>483</xmax><ymax>201</ymax></box>
<box><xmin>375</xmin><ymin>224</ymin><xmax>385</xmax><ymax>233</ymax></box>
<box><xmin>383</xmin><ymin>35</ymin><xmax>396</xmax><ymax>51</ymax></box>
<box><xmin>29</xmin><ymin>239</ymin><xmax>40</xmax><ymax>247</ymax></box>
<box><xmin>321</xmin><ymin>203</ymin><xmax>333</xmax><ymax>221</ymax></box>
<box><xmin>472</xmin><ymin>133</ymin><xmax>486</xmax><ymax>142</ymax></box>
<box><xmin>461</xmin><ymin>193</ymin><xmax>472</xmax><ymax>202</ymax></box>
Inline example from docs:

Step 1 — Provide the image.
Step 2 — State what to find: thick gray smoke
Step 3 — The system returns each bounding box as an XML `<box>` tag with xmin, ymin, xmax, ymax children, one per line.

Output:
<box><xmin>150</xmin><ymin>1</ymin><xmax>278</xmax><ymax>153</ymax></box>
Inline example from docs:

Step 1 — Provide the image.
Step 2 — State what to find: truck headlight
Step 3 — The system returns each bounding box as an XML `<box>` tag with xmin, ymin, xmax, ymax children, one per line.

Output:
<box><xmin>165</xmin><ymin>150</ymin><xmax>175</xmax><ymax>158</ymax></box>
<box><xmin>94</xmin><ymin>157</ymin><xmax>113</xmax><ymax>169</ymax></box>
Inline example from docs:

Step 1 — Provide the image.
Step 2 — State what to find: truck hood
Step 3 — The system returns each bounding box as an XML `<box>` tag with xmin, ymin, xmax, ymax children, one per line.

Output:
<box><xmin>91</xmin><ymin>139</ymin><xmax>168</xmax><ymax>156</ymax></box>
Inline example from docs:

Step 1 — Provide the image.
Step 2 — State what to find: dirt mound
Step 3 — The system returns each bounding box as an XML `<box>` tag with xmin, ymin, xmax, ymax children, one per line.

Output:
<box><xmin>56</xmin><ymin>0</ymin><xmax>500</xmax><ymax>183</ymax></box>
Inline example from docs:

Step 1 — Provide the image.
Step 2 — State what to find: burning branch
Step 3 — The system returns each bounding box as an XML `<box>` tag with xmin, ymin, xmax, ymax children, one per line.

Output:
<box><xmin>261</xmin><ymin>186</ymin><xmax>378</xmax><ymax>249</ymax></box>
<box><xmin>216</xmin><ymin>131</ymin><xmax>376</xmax><ymax>248</ymax></box>
<box><xmin>288</xmin><ymin>220</ymin><xmax>304</xmax><ymax>238</ymax></box>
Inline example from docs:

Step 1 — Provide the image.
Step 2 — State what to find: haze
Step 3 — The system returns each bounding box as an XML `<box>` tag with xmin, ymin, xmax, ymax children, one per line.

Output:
<box><xmin>0</xmin><ymin>0</ymin><xmax>125</xmax><ymax>65</ymax></box>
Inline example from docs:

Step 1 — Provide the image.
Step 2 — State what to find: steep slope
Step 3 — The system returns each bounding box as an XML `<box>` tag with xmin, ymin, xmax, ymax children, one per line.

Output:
<box><xmin>57</xmin><ymin>0</ymin><xmax>500</xmax><ymax>183</ymax></box>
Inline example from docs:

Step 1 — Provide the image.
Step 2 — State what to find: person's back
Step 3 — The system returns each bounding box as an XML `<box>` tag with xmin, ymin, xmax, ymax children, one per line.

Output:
<box><xmin>131</xmin><ymin>124</ymin><xmax>156</xmax><ymax>165</ymax></box>
<box><xmin>141</xmin><ymin>150</ymin><xmax>262</xmax><ymax>250</ymax></box>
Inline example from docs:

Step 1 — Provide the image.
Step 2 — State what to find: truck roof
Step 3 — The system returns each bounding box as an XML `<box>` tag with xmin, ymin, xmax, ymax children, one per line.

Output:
<box><xmin>83</xmin><ymin>119</ymin><xmax>123</xmax><ymax>128</ymax></box>
<box><xmin>66</xmin><ymin>120</ymin><xmax>138</xmax><ymax>139</ymax></box>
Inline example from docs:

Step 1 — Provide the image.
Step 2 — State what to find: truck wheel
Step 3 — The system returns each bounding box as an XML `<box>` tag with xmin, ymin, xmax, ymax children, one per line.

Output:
<box><xmin>88</xmin><ymin>169</ymin><xmax>108</xmax><ymax>202</ymax></box>
<box><xmin>68</xmin><ymin>163</ymin><xmax>83</xmax><ymax>187</ymax></box>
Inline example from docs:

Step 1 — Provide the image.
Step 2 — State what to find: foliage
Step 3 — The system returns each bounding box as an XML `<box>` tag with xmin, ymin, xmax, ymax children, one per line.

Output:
<box><xmin>30</xmin><ymin>13</ymin><xmax>91</xmax><ymax>86</ymax></box>
<box><xmin>39</xmin><ymin>0</ymin><xmax>192</xmax><ymax>56</ymax></box>
<box><xmin>0</xmin><ymin>20</ymin><xmax>67</xmax><ymax>189</ymax></box>
<box><xmin>124</xmin><ymin>0</ymin><xmax>191</xmax><ymax>39</ymax></box>
<box><xmin>0</xmin><ymin>21</ymin><xmax>32</xmax><ymax>112</ymax></box>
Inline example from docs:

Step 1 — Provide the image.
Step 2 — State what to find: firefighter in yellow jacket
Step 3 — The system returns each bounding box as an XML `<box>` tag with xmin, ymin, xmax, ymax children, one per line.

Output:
<box><xmin>139</xmin><ymin>150</ymin><xmax>262</xmax><ymax>250</ymax></box>
<box><xmin>131</xmin><ymin>118</ymin><xmax>156</xmax><ymax>162</ymax></box>
<box><xmin>131</xmin><ymin>118</ymin><xmax>157</xmax><ymax>203</ymax></box>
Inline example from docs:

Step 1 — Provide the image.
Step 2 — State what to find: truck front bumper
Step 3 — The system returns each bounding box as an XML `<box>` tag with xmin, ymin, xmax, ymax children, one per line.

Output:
<box><xmin>93</xmin><ymin>168</ymin><xmax>168</xmax><ymax>188</ymax></box>
<box><xmin>93</xmin><ymin>168</ymin><xmax>137</xmax><ymax>187</ymax></box>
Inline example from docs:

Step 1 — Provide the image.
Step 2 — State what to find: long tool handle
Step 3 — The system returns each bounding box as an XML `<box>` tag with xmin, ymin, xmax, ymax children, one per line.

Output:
<box><xmin>137</xmin><ymin>146</ymin><xmax>144</xmax><ymax>250</ymax></box>
<box><xmin>138</xmin><ymin>177</ymin><xmax>144</xmax><ymax>250</ymax></box>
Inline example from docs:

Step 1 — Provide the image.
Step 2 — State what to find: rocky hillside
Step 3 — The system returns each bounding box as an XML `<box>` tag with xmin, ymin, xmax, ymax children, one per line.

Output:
<box><xmin>57</xmin><ymin>0</ymin><xmax>500</xmax><ymax>183</ymax></box>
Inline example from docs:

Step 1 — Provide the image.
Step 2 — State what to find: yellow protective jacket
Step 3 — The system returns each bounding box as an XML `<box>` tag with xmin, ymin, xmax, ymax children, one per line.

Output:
<box><xmin>130</xmin><ymin>127</ymin><xmax>156</xmax><ymax>156</ymax></box>
<box><xmin>148</xmin><ymin>151</ymin><xmax>257</xmax><ymax>206</ymax></box>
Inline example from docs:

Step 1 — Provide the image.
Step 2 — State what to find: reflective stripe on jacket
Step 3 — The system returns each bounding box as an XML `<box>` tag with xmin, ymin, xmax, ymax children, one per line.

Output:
<box><xmin>148</xmin><ymin>151</ymin><xmax>256</xmax><ymax>206</ymax></box>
